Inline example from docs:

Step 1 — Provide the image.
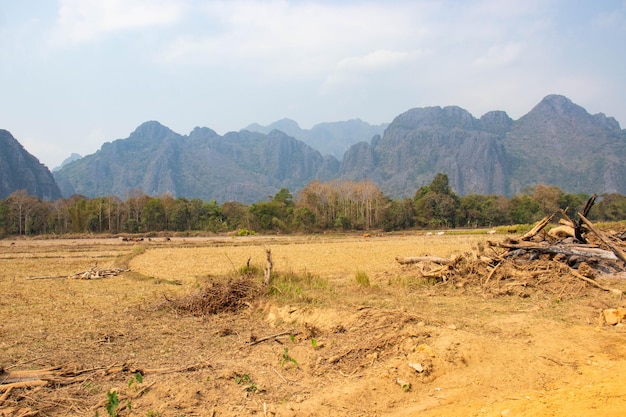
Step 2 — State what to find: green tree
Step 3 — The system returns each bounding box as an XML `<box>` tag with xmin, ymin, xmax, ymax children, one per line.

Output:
<box><xmin>414</xmin><ymin>173</ymin><xmax>460</xmax><ymax>228</ymax></box>
<box><xmin>293</xmin><ymin>207</ymin><xmax>316</xmax><ymax>232</ymax></box>
<box><xmin>170</xmin><ymin>198</ymin><xmax>192</xmax><ymax>231</ymax></box>
<box><xmin>509</xmin><ymin>194</ymin><xmax>542</xmax><ymax>224</ymax></box>
<box><xmin>222</xmin><ymin>201</ymin><xmax>250</xmax><ymax>230</ymax></box>
<box><xmin>593</xmin><ymin>193</ymin><xmax>626</xmax><ymax>221</ymax></box>
<box><xmin>381</xmin><ymin>198</ymin><xmax>415</xmax><ymax>231</ymax></box>
<box><xmin>142</xmin><ymin>198</ymin><xmax>166</xmax><ymax>231</ymax></box>
<box><xmin>249</xmin><ymin>188</ymin><xmax>294</xmax><ymax>232</ymax></box>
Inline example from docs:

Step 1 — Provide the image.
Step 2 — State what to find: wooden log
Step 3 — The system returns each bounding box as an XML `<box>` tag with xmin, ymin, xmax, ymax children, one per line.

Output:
<box><xmin>577</xmin><ymin>213</ymin><xmax>626</xmax><ymax>264</ymax></box>
<box><xmin>395</xmin><ymin>255</ymin><xmax>451</xmax><ymax>265</ymax></box>
<box><xmin>520</xmin><ymin>213</ymin><xmax>556</xmax><ymax>241</ymax></box>
<box><xmin>495</xmin><ymin>241</ymin><xmax>618</xmax><ymax>260</ymax></box>
<box><xmin>264</xmin><ymin>248</ymin><xmax>273</xmax><ymax>285</ymax></box>
<box><xmin>0</xmin><ymin>379</ymin><xmax>48</xmax><ymax>392</ymax></box>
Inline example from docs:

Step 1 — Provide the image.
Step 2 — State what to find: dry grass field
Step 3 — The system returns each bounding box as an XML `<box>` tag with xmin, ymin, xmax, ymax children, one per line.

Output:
<box><xmin>1</xmin><ymin>232</ymin><xmax>626</xmax><ymax>416</ymax></box>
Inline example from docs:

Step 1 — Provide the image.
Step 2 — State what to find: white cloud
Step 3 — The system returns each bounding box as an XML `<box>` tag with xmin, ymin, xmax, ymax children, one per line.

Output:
<box><xmin>322</xmin><ymin>49</ymin><xmax>424</xmax><ymax>92</ymax></box>
<box><xmin>159</xmin><ymin>1</ymin><xmax>429</xmax><ymax>78</ymax></box>
<box><xmin>472</xmin><ymin>42</ymin><xmax>524</xmax><ymax>69</ymax></box>
<box><xmin>51</xmin><ymin>0</ymin><xmax>187</xmax><ymax>45</ymax></box>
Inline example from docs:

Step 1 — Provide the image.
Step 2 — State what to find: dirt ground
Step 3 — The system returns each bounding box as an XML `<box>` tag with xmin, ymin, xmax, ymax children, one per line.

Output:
<box><xmin>1</xmin><ymin>233</ymin><xmax>625</xmax><ymax>416</ymax></box>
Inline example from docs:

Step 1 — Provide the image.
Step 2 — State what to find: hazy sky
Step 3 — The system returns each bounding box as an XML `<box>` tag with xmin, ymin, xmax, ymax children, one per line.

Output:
<box><xmin>1</xmin><ymin>0</ymin><xmax>625</xmax><ymax>169</ymax></box>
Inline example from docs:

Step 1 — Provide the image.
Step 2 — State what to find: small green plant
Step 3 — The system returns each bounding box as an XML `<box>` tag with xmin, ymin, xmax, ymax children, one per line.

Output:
<box><xmin>84</xmin><ymin>381</ymin><xmax>100</xmax><ymax>394</ymax></box>
<box><xmin>281</xmin><ymin>347</ymin><xmax>299</xmax><ymax>367</ymax></box>
<box><xmin>311</xmin><ymin>338</ymin><xmax>318</xmax><ymax>349</ymax></box>
<box><xmin>147</xmin><ymin>411</ymin><xmax>160</xmax><ymax>417</ymax></box>
<box><xmin>105</xmin><ymin>391</ymin><xmax>119</xmax><ymax>417</ymax></box>
<box><xmin>127</xmin><ymin>372</ymin><xmax>144</xmax><ymax>391</ymax></box>
<box><xmin>355</xmin><ymin>270</ymin><xmax>370</xmax><ymax>287</ymax></box>
<box><xmin>234</xmin><ymin>374</ymin><xmax>258</xmax><ymax>392</ymax></box>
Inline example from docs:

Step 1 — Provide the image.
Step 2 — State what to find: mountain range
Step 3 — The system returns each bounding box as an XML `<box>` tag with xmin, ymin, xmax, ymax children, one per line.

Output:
<box><xmin>1</xmin><ymin>94</ymin><xmax>624</xmax><ymax>203</ymax></box>
<box><xmin>0</xmin><ymin>129</ymin><xmax>62</xmax><ymax>200</ymax></box>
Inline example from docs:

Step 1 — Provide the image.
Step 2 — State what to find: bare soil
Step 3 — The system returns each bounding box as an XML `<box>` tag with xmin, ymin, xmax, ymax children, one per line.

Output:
<box><xmin>1</xmin><ymin>233</ymin><xmax>625</xmax><ymax>416</ymax></box>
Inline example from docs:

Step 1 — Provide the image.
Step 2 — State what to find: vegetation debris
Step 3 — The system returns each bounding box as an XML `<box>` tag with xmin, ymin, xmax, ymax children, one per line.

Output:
<box><xmin>163</xmin><ymin>277</ymin><xmax>261</xmax><ymax>316</ymax></box>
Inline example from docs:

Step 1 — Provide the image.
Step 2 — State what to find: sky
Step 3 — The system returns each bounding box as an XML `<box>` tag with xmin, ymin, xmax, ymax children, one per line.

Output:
<box><xmin>1</xmin><ymin>0</ymin><xmax>625</xmax><ymax>169</ymax></box>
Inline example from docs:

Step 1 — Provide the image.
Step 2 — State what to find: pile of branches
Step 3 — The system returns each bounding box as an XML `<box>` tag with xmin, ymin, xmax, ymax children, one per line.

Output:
<box><xmin>488</xmin><ymin>194</ymin><xmax>626</xmax><ymax>274</ymax></box>
<box><xmin>163</xmin><ymin>277</ymin><xmax>261</xmax><ymax>316</ymax></box>
<box><xmin>397</xmin><ymin>195</ymin><xmax>626</xmax><ymax>298</ymax></box>
<box><xmin>26</xmin><ymin>265</ymin><xmax>129</xmax><ymax>280</ymax></box>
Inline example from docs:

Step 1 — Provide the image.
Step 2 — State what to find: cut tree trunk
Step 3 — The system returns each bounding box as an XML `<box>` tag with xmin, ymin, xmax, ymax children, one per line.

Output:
<box><xmin>264</xmin><ymin>248</ymin><xmax>273</xmax><ymax>285</ymax></box>
<box><xmin>495</xmin><ymin>241</ymin><xmax>618</xmax><ymax>260</ymax></box>
<box><xmin>395</xmin><ymin>255</ymin><xmax>451</xmax><ymax>265</ymax></box>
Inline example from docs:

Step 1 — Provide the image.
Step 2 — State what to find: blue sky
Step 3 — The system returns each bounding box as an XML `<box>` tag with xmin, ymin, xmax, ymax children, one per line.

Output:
<box><xmin>1</xmin><ymin>0</ymin><xmax>625</xmax><ymax>169</ymax></box>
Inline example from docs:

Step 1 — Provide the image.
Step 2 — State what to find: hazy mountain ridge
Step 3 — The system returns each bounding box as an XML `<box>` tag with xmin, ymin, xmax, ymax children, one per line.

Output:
<box><xmin>54</xmin><ymin>122</ymin><xmax>336</xmax><ymax>203</ymax></box>
<box><xmin>245</xmin><ymin>118</ymin><xmax>388</xmax><ymax>160</ymax></box>
<box><xmin>339</xmin><ymin>95</ymin><xmax>626</xmax><ymax>198</ymax></box>
<box><xmin>4</xmin><ymin>94</ymin><xmax>626</xmax><ymax>203</ymax></box>
<box><xmin>0</xmin><ymin>129</ymin><xmax>62</xmax><ymax>200</ymax></box>
<box><xmin>340</xmin><ymin>107</ymin><xmax>510</xmax><ymax>197</ymax></box>
<box><xmin>502</xmin><ymin>95</ymin><xmax>626</xmax><ymax>195</ymax></box>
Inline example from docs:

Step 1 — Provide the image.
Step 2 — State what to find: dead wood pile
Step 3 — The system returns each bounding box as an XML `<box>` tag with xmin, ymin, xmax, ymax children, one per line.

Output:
<box><xmin>162</xmin><ymin>277</ymin><xmax>261</xmax><ymax>316</ymax></box>
<box><xmin>0</xmin><ymin>363</ymin><xmax>209</xmax><ymax>414</ymax></box>
<box><xmin>397</xmin><ymin>196</ymin><xmax>626</xmax><ymax>299</ymax></box>
<box><xmin>26</xmin><ymin>265</ymin><xmax>129</xmax><ymax>280</ymax></box>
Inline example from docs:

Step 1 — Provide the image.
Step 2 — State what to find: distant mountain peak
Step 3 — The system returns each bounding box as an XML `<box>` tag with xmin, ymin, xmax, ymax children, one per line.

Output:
<box><xmin>52</xmin><ymin>153</ymin><xmax>82</xmax><ymax>172</ymax></box>
<box><xmin>390</xmin><ymin>105</ymin><xmax>477</xmax><ymax>130</ymax></box>
<box><xmin>530</xmin><ymin>94</ymin><xmax>587</xmax><ymax>118</ymax></box>
<box><xmin>0</xmin><ymin>129</ymin><xmax>62</xmax><ymax>200</ymax></box>
<box><xmin>130</xmin><ymin>120</ymin><xmax>175</xmax><ymax>139</ymax></box>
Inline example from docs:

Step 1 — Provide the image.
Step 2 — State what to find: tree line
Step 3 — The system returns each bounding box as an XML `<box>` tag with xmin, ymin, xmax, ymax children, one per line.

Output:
<box><xmin>2</xmin><ymin>173</ymin><xmax>626</xmax><ymax>237</ymax></box>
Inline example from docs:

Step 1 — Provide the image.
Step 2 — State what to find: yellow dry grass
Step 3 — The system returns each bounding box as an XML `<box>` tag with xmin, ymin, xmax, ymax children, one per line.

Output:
<box><xmin>129</xmin><ymin>233</ymin><xmax>483</xmax><ymax>284</ymax></box>
<box><xmin>1</xmin><ymin>234</ymin><xmax>625</xmax><ymax>417</ymax></box>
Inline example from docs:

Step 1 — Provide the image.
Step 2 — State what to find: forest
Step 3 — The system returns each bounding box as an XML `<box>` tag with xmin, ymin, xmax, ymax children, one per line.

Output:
<box><xmin>2</xmin><ymin>173</ymin><xmax>626</xmax><ymax>237</ymax></box>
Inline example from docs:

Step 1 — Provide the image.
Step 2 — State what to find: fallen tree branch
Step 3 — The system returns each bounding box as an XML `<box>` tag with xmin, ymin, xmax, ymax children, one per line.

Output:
<box><xmin>494</xmin><ymin>241</ymin><xmax>618</xmax><ymax>260</ymax></box>
<box><xmin>0</xmin><ymin>386</ymin><xmax>13</xmax><ymax>406</ymax></box>
<box><xmin>483</xmin><ymin>261</ymin><xmax>502</xmax><ymax>286</ymax></box>
<box><xmin>248</xmin><ymin>330</ymin><xmax>297</xmax><ymax>346</ymax></box>
<box><xmin>0</xmin><ymin>379</ymin><xmax>48</xmax><ymax>392</ymax></box>
<box><xmin>396</xmin><ymin>256</ymin><xmax>451</xmax><ymax>265</ymax></box>
<box><xmin>568</xmin><ymin>268</ymin><xmax>624</xmax><ymax>295</ymax></box>
<box><xmin>577</xmin><ymin>213</ymin><xmax>626</xmax><ymax>264</ymax></box>
<box><xmin>520</xmin><ymin>213</ymin><xmax>556</xmax><ymax>241</ymax></box>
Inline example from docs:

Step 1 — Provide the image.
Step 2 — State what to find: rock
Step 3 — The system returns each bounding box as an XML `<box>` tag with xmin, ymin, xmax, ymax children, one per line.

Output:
<box><xmin>416</xmin><ymin>344</ymin><xmax>436</xmax><ymax>358</ymax></box>
<box><xmin>603</xmin><ymin>308</ymin><xmax>626</xmax><ymax>325</ymax></box>
<box><xmin>396</xmin><ymin>378</ymin><xmax>411</xmax><ymax>391</ymax></box>
<box><xmin>408</xmin><ymin>362</ymin><xmax>424</xmax><ymax>373</ymax></box>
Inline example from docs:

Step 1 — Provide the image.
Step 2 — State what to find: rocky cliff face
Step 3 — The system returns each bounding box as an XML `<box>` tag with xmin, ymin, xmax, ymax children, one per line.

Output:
<box><xmin>0</xmin><ymin>129</ymin><xmax>62</xmax><ymax>200</ymax></box>
<box><xmin>340</xmin><ymin>106</ymin><xmax>510</xmax><ymax>197</ymax></box>
<box><xmin>503</xmin><ymin>94</ymin><xmax>626</xmax><ymax>195</ymax></box>
<box><xmin>46</xmin><ymin>94</ymin><xmax>626</xmax><ymax>202</ymax></box>
<box><xmin>339</xmin><ymin>95</ymin><xmax>626</xmax><ymax>198</ymax></box>
<box><xmin>54</xmin><ymin>121</ymin><xmax>338</xmax><ymax>203</ymax></box>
